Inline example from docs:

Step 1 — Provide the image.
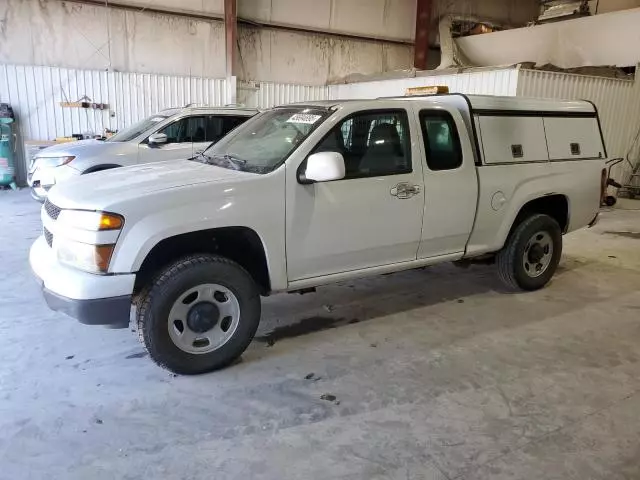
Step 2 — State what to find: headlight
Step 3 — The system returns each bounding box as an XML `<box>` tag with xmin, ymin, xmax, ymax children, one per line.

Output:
<box><xmin>57</xmin><ymin>239</ymin><xmax>115</xmax><ymax>273</ymax></box>
<box><xmin>33</xmin><ymin>156</ymin><xmax>76</xmax><ymax>168</ymax></box>
<box><xmin>57</xmin><ymin>210</ymin><xmax>124</xmax><ymax>231</ymax></box>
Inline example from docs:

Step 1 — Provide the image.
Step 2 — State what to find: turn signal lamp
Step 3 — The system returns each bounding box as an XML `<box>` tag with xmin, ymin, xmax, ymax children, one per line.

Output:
<box><xmin>58</xmin><ymin>210</ymin><xmax>124</xmax><ymax>231</ymax></box>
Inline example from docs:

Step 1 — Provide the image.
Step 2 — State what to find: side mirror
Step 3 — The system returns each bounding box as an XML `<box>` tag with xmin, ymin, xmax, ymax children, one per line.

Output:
<box><xmin>148</xmin><ymin>133</ymin><xmax>167</xmax><ymax>145</ymax></box>
<box><xmin>304</xmin><ymin>152</ymin><xmax>345</xmax><ymax>183</ymax></box>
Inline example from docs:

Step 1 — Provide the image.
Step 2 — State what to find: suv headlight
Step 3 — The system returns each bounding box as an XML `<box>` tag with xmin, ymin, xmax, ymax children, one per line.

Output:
<box><xmin>57</xmin><ymin>210</ymin><xmax>124</xmax><ymax>231</ymax></box>
<box><xmin>57</xmin><ymin>240</ymin><xmax>116</xmax><ymax>273</ymax></box>
<box><xmin>33</xmin><ymin>156</ymin><xmax>76</xmax><ymax>168</ymax></box>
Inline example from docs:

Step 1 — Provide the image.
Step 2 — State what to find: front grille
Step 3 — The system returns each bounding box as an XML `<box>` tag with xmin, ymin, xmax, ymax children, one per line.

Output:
<box><xmin>44</xmin><ymin>199</ymin><xmax>61</xmax><ymax>220</ymax></box>
<box><xmin>44</xmin><ymin>227</ymin><xmax>53</xmax><ymax>248</ymax></box>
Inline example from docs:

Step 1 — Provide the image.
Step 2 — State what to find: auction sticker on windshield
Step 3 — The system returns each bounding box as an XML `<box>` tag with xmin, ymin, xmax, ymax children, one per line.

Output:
<box><xmin>287</xmin><ymin>113</ymin><xmax>321</xmax><ymax>124</ymax></box>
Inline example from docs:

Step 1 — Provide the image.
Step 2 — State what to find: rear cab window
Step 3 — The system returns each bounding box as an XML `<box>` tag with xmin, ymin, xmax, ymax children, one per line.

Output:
<box><xmin>419</xmin><ymin>110</ymin><xmax>463</xmax><ymax>171</ymax></box>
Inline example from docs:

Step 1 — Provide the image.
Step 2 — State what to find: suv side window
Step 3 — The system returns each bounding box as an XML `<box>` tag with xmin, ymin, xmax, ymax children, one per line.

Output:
<box><xmin>158</xmin><ymin>116</ymin><xmax>207</xmax><ymax>143</ymax></box>
<box><xmin>312</xmin><ymin>109</ymin><xmax>411</xmax><ymax>179</ymax></box>
<box><xmin>419</xmin><ymin>111</ymin><xmax>462</xmax><ymax>171</ymax></box>
<box><xmin>206</xmin><ymin>116</ymin><xmax>249</xmax><ymax>143</ymax></box>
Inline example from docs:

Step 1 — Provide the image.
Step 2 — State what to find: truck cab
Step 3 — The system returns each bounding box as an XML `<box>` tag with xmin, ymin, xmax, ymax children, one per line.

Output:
<box><xmin>30</xmin><ymin>93</ymin><xmax>606</xmax><ymax>374</ymax></box>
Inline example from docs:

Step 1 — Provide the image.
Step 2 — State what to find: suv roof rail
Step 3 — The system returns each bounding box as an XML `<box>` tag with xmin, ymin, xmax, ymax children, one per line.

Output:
<box><xmin>182</xmin><ymin>103</ymin><xmax>254</xmax><ymax>110</ymax></box>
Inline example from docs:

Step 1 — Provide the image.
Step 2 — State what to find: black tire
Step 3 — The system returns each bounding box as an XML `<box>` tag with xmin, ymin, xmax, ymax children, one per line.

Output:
<box><xmin>137</xmin><ymin>254</ymin><xmax>261</xmax><ymax>375</ymax></box>
<box><xmin>496</xmin><ymin>214</ymin><xmax>562</xmax><ymax>291</ymax></box>
<box><xmin>604</xmin><ymin>195</ymin><xmax>617</xmax><ymax>207</ymax></box>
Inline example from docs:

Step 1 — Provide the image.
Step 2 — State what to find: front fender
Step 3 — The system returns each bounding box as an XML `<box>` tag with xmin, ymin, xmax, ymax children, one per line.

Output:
<box><xmin>108</xmin><ymin>169</ymin><xmax>287</xmax><ymax>290</ymax></box>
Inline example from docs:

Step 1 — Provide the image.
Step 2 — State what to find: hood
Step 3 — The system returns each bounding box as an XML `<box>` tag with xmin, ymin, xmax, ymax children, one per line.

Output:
<box><xmin>48</xmin><ymin>160</ymin><xmax>255</xmax><ymax>210</ymax></box>
<box><xmin>36</xmin><ymin>139</ymin><xmax>133</xmax><ymax>159</ymax></box>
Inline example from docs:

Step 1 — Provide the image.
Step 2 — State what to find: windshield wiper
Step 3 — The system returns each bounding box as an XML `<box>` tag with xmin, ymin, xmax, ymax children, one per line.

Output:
<box><xmin>201</xmin><ymin>153</ymin><xmax>246</xmax><ymax>170</ymax></box>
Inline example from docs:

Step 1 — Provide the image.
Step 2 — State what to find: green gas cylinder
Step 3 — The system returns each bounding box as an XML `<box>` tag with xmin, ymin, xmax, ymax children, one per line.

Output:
<box><xmin>0</xmin><ymin>116</ymin><xmax>16</xmax><ymax>188</ymax></box>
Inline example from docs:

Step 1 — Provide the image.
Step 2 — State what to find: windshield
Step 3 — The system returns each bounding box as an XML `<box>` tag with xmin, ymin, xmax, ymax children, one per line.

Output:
<box><xmin>197</xmin><ymin>107</ymin><xmax>329</xmax><ymax>174</ymax></box>
<box><xmin>106</xmin><ymin>114</ymin><xmax>170</xmax><ymax>142</ymax></box>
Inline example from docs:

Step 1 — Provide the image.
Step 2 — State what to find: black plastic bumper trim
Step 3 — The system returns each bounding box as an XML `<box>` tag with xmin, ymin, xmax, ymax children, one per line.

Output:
<box><xmin>43</xmin><ymin>288</ymin><xmax>131</xmax><ymax>328</ymax></box>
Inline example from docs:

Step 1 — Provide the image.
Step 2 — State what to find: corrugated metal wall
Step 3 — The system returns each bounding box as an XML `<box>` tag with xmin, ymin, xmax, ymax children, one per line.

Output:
<box><xmin>329</xmin><ymin>68</ymin><xmax>520</xmax><ymax>99</ymax></box>
<box><xmin>238</xmin><ymin>81</ymin><xmax>331</xmax><ymax>109</ymax></box>
<box><xmin>0</xmin><ymin>64</ymin><xmax>229</xmax><ymax>141</ymax></box>
<box><xmin>517</xmin><ymin>69</ymin><xmax>640</xmax><ymax>180</ymax></box>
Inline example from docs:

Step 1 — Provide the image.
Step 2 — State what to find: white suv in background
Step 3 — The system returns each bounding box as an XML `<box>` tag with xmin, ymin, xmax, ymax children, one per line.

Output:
<box><xmin>27</xmin><ymin>105</ymin><xmax>257</xmax><ymax>201</ymax></box>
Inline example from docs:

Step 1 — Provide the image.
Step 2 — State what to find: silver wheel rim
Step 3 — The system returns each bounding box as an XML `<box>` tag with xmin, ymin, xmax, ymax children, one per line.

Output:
<box><xmin>168</xmin><ymin>283</ymin><xmax>240</xmax><ymax>354</ymax></box>
<box><xmin>523</xmin><ymin>231</ymin><xmax>554</xmax><ymax>278</ymax></box>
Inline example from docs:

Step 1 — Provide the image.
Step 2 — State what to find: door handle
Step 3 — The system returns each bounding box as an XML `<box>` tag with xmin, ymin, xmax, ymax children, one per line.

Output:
<box><xmin>390</xmin><ymin>182</ymin><xmax>420</xmax><ymax>199</ymax></box>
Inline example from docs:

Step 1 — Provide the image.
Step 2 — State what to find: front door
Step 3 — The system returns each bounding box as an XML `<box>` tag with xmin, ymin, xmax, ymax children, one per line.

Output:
<box><xmin>286</xmin><ymin>107</ymin><xmax>425</xmax><ymax>282</ymax></box>
<box><xmin>138</xmin><ymin>115</ymin><xmax>204</xmax><ymax>163</ymax></box>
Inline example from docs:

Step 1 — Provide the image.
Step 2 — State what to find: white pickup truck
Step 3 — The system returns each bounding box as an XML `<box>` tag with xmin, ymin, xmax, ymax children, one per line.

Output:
<box><xmin>30</xmin><ymin>93</ymin><xmax>606</xmax><ymax>374</ymax></box>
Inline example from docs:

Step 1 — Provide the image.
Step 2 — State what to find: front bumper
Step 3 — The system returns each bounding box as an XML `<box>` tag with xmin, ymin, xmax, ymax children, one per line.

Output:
<box><xmin>43</xmin><ymin>289</ymin><xmax>132</xmax><ymax>328</ymax></box>
<box><xmin>30</xmin><ymin>236</ymin><xmax>135</xmax><ymax>328</ymax></box>
<box><xmin>27</xmin><ymin>165</ymin><xmax>80</xmax><ymax>201</ymax></box>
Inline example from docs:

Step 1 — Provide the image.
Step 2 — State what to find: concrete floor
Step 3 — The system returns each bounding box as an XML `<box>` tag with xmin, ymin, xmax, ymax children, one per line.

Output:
<box><xmin>1</xmin><ymin>189</ymin><xmax>640</xmax><ymax>480</ymax></box>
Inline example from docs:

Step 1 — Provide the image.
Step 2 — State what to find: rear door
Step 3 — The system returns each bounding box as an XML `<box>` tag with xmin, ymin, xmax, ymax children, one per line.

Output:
<box><xmin>413</xmin><ymin>104</ymin><xmax>478</xmax><ymax>258</ymax></box>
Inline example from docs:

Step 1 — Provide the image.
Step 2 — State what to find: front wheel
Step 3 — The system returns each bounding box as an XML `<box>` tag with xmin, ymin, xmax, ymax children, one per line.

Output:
<box><xmin>137</xmin><ymin>254</ymin><xmax>261</xmax><ymax>375</ymax></box>
<box><xmin>496</xmin><ymin>214</ymin><xmax>562</xmax><ymax>291</ymax></box>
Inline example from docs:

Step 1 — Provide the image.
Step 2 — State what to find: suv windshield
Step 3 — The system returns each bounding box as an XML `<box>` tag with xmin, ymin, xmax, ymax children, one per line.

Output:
<box><xmin>197</xmin><ymin>107</ymin><xmax>329</xmax><ymax>174</ymax></box>
<box><xmin>106</xmin><ymin>114</ymin><xmax>171</xmax><ymax>142</ymax></box>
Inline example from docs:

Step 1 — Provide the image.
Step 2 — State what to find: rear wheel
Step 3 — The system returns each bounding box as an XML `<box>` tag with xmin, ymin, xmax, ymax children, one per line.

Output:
<box><xmin>497</xmin><ymin>214</ymin><xmax>562</xmax><ymax>291</ymax></box>
<box><xmin>137</xmin><ymin>254</ymin><xmax>261</xmax><ymax>375</ymax></box>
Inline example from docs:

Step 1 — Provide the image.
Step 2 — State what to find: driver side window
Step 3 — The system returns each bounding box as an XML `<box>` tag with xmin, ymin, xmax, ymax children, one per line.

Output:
<box><xmin>311</xmin><ymin>109</ymin><xmax>412</xmax><ymax>179</ymax></box>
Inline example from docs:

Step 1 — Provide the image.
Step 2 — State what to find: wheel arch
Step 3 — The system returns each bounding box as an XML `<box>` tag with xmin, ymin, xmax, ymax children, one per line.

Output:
<box><xmin>133</xmin><ymin>226</ymin><xmax>272</xmax><ymax>296</ymax></box>
<box><xmin>82</xmin><ymin>164</ymin><xmax>122</xmax><ymax>174</ymax></box>
<box><xmin>506</xmin><ymin>193</ymin><xmax>569</xmax><ymax>243</ymax></box>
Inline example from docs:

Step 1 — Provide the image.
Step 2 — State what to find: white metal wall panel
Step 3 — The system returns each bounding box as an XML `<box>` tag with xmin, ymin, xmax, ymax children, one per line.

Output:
<box><xmin>257</xmin><ymin>82</ymin><xmax>330</xmax><ymax>108</ymax></box>
<box><xmin>329</xmin><ymin>68</ymin><xmax>520</xmax><ymax>99</ymax></box>
<box><xmin>517</xmin><ymin>69</ymin><xmax>640</xmax><ymax>179</ymax></box>
<box><xmin>0</xmin><ymin>64</ymin><xmax>228</xmax><ymax>141</ymax></box>
<box><xmin>238</xmin><ymin>81</ymin><xmax>331</xmax><ymax>109</ymax></box>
